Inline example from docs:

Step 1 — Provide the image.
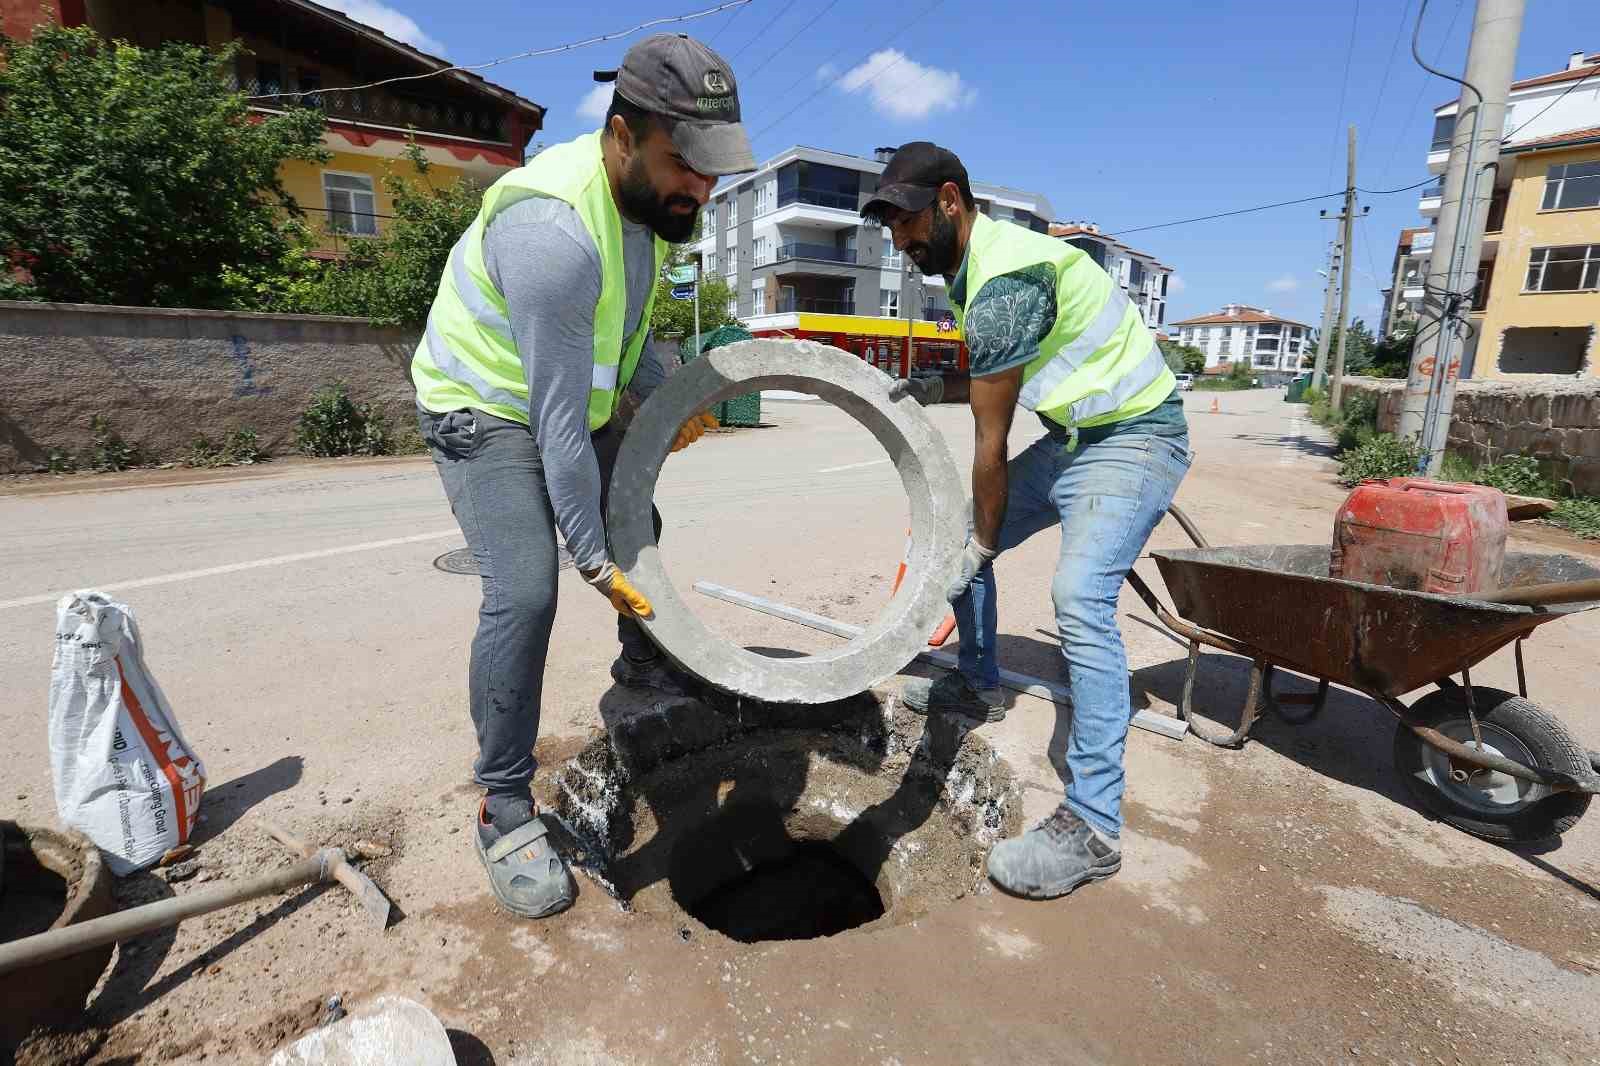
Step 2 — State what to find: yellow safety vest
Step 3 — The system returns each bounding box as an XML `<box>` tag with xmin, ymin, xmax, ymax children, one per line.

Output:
<box><xmin>411</xmin><ymin>130</ymin><xmax>667</xmax><ymax>430</ymax></box>
<box><xmin>952</xmin><ymin>213</ymin><xmax>1173</xmax><ymax>431</ymax></box>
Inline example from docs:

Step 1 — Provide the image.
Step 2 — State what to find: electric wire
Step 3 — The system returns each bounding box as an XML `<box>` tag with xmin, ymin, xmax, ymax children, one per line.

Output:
<box><xmin>1501</xmin><ymin>64</ymin><xmax>1599</xmax><ymax>144</ymax></box>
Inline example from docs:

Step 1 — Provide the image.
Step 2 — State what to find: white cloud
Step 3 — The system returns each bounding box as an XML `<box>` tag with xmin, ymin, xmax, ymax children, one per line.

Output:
<box><xmin>577</xmin><ymin>84</ymin><xmax>612</xmax><ymax>122</ymax></box>
<box><xmin>833</xmin><ymin>49</ymin><xmax>976</xmax><ymax>120</ymax></box>
<box><xmin>1266</xmin><ymin>275</ymin><xmax>1300</xmax><ymax>293</ymax></box>
<box><xmin>815</xmin><ymin>62</ymin><xmax>839</xmax><ymax>83</ymax></box>
<box><xmin>319</xmin><ymin>0</ymin><xmax>447</xmax><ymax>56</ymax></box>
<box><xmin>1167</xmin><ymin>274</ymin><xmax>1187</xmax><ymax>294</ymax></box>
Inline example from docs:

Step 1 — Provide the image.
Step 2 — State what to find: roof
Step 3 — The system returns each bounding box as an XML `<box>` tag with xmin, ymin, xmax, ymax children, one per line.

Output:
<box><xmin>1505</xmin><ymin>124</ymin><xmax>1600</xmax><ymax>151</ymax></box>
<box><xmin>1172</xmin><ymin>309</ymin><xmax>1312</xmax><ymax>328</ymax></box>
<box><xmin>1050</xmin><ymin>224</ymin><xmax>1171</xmax><ymax>271</ymax></box>
<box><xmin>1437</xmin><ymin>57</ymin><xmax>1599</xmax><ymax>112</ymax></box>
<box><xmin>278</xmin><ymin>0</ymin><xmax>544</xmax><ymax>120</ymax></box>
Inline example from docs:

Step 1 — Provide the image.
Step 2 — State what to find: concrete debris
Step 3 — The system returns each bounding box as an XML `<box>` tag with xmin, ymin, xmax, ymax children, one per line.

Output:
<box><xmin>267</xmin><ymin>996</ymin><xmax>455</xmax><ymax>1066</ymax></box>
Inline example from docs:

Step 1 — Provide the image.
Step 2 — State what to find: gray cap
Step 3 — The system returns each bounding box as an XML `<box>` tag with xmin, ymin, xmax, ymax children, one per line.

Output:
<box><xmin>594</xmin><ymin>34</ymin><xmax>756</xmax><ymax>177</ymax></box>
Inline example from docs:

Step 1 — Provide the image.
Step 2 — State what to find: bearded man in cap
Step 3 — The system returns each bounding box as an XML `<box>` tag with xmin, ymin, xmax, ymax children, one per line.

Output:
<box><xmin>863</xmin><ymin>142</ymin><xmax>1191</xmax><ymax>902</ymax></box>
<box><xmin>411</xmin><ymin>34</ymin><xmax>754</xmax><ymax>918</ymax></box>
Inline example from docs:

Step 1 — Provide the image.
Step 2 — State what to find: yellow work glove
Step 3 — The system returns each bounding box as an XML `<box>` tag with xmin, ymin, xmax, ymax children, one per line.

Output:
<box><xmin>670</xmin><ymin>411</ymin><xmax>719</xmax><ymax>453</ymax></box>
<box><xmin>583</xmin><ymin>562</ymin><xmax>654</xmax><ymax>619</ymax></box>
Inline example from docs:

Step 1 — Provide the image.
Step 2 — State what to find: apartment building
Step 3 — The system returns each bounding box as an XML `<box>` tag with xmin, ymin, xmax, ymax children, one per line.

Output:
<box><xmin>1049</xmin><ymin>223</ymin><xmax>1175</xmax><ymax>328</ymax></box>
<box><xmin>7</xmin><ymin>0</ymin><xmax>544</xmax><ymax>256</ymax></box>
<box><xmin>1379</xmin><ymin>226</ymin><xmax>1434</xmax><ymax>335</ymax></box>
<box><xmin>1395</xmin><ymin>48</ymin><xmax>1599</xmax><ymax>378</ymax></box>
<box><xmin>694</xmin><ymin>146</ymin><xmax>1053</xmax><ymax>373</ymax></box>
<box><xmin>1171</xmin><ymin>305</ymin><xmax>1314</xmax><ymax>384</ymax></box>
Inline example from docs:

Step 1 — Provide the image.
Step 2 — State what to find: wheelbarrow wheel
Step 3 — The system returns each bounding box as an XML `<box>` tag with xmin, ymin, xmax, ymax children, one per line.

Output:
<box><xmin>1393</xmin><ymin>687</ymin><xmax>1591</xmax><ymax>844</ymax></box>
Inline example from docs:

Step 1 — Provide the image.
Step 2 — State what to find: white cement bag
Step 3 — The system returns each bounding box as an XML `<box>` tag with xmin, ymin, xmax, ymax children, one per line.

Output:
<box><xmin>49</xmin><ymin>592</ymin><xmax>205</xmax><ymax>875</ymax></box>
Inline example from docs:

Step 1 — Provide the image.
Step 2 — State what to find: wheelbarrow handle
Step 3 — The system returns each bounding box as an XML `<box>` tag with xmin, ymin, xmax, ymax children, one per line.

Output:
<box><xmin>1477</xmin><ymin>578</ymin><xmax>1600</xmax><ymax>608</ymax></box>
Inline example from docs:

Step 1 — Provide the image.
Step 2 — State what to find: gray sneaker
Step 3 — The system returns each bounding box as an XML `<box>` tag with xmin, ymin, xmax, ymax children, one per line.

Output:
<box><xmin>474</xmin><ymin>803</ymin><xmax>575</xmax><ymax>919</ymax></box>
<box><xmin>902</xmin><ymin>673</ymin><xmax>1006</xmax><ymax>723</ymax></box>
<box><xmin>986</xmin><ymin>805</ymin><xmax>1121</xmax><ymax>899</ymax></box>
<box><xmin>610</xmin><ymin>653</ymin><xmax>695</xmax><ymax>698</ymax></box>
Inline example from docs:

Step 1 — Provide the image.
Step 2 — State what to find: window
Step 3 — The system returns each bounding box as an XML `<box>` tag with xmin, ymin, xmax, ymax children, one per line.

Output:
<box><xmin>1127</xmin><ymin>260</ymin><xmax>1145</xmax><ymax>288</ymax></box>
<box><xmin>1525</xmin><ymin>245</ymin><xmax>1600</xmax><ymax>292</ymax></box>
<box><xmin>323</xmin><ymin>172</ymin><xmax>377</xmax><ymax>236</ymax></box>
<box><xmin>880</xmin><ymin>288</ymin><xmax>899</xmax><ymax>318</ymax></box>
<box><xmin>751</xmin><ymin>278</ymin><xmax>766</xmax><ymax>314</ymax></box>
<box><xmin>1498</xmin><ymin>326</ymin><xmax>1593</xmax><ymax>374</ymax></box>
<box><xmin>727</xmin><ymin>197</ymin><xmax>738</xmax><ymax>228</ymax></box>
<box><xmin>1257</xmin><ymin>323</ymin><xmax>1282</xmax><ymax>336</ymax></box>
<box><xmin>776</xmin><ymin>161</ymin><xmax>861</xmax><ymax>211</ymax></box>
<box><xmin>881</xmin><ymin>226</ymin><xmax>902</xmax><ymax>269</ymax></box>
<box><xmin>753</xmin><ymin>235</ymin><xmax>771</xmax><ymax>266</ymax></box>
<box><xmin>727</xmin><ymin>296</ymin><xmax>738</xmax><ymax>320</ymax></box>
<box><xmin>1541</xmin><ymin>162</ymin><xmax>1600</xmax><ymax>211</ymax></box>
<box><xmin>704</xmin><ymin>205</ymin><xmax>716</xmax><ymax>234</ymax></box>
<box><xmin>1256</xmin><ymin>337</ymin><xmax>1280</xmax><ymax>352</ymax></box>
<box><xmin>297</xmin><ymin>68</ymin><xmax>322</xmax><ymax>103</ymax></box>
<box><xmin>754</xmin><ymin>180</ymin><xmax>775</xmax><ymax>217</ymax></box>
<box><xmin>704</xmin><ymin>251</ymin><xmax>717</xmax><ymax>276</ymax></box>
<box><xmin>1429</xmin><ymin>114</ymin><xmax>1455</xmax><ymax>153</ymax></box>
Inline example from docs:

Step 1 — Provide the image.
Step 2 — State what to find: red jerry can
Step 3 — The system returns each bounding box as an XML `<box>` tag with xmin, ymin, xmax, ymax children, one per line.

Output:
<box><xmin>1330</xmin><ymin>478</ymin><xmax>1508</xmax><ymax>595</ymax></box>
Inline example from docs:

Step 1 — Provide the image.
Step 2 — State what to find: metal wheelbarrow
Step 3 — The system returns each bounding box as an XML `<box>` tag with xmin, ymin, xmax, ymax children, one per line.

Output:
<box><xmin>1129</xmin><ymin>507</ymin><xmax>1600</xmax><ymax>844</ymax></box>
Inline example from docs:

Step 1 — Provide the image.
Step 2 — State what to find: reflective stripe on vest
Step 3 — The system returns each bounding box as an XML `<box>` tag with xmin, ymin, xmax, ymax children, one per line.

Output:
<box><xmin>411</xmin><ymin>130</ymin><xmax>666</xmax><ymax>430</ymax></box>
<box><xmin>952</xmin><ymin>213</ymin><xmax>1175</xmax><ymax>431</ymax></box>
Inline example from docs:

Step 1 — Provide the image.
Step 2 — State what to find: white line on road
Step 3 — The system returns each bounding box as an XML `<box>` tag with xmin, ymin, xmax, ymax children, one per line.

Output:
<box><xmin>815</xmin><ymin>458</ymin><xmax>891</xmax><ymax>474</ymax></box>
<box><xmin>0</xmin><ymin>530</ymin><xmax>461</xmax><ymax>611</ymax></box>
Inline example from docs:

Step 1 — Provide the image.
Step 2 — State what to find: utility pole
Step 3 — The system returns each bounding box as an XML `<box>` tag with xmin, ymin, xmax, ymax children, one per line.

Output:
<box><xmin>1331</xmin><ymin>125</ymin><xmax>1358</xmax><ymax>412</ymax></box>
<box><xmin>1397</xmin><ymin>0</ymin><xmax>1526</xmax><ymax>474</ymax></box>
<box><xmin>1310</xmin><ymin>234</ymin><xmax>1342</xmax><ymax>390</ymax></box>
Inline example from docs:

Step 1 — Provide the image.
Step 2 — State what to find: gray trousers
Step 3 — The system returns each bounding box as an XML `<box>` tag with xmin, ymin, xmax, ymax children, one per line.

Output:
<box><xmin>419</xmin><ymin>407</ymin><xmax>659</xmax><ymax>798</ymax></box>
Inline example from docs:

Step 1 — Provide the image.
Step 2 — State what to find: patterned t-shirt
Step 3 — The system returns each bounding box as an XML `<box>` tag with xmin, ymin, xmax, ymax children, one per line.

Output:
<box><xmin>949</xmin><ymin>250</ymin><xmax>1186</xmax><ymax>439</ymax></box>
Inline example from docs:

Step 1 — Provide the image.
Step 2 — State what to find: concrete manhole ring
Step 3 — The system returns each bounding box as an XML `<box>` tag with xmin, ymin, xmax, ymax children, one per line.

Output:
<box><xmin>608</xmin><ymin>339</ymin><xmax>964</xmax><ymax>703</ymax></box>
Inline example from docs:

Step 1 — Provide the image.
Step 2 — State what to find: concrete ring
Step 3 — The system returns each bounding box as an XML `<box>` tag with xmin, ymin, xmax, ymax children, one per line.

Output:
<box><xmin>607</xmin><ymin>339</ymin><xmax>964</xmax><ymax>704</ymax></box>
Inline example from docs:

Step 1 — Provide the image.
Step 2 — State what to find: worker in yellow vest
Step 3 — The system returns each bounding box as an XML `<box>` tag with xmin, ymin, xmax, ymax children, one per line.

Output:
<box><xmin>864</xmin><ymin>143</ymin><xmax>1191</xmax><ymax>902</ymax></box>
<box><xmin>412</xmin><ymin>35</ymin><xmax>754</xmax><ymax>918</ymax></box>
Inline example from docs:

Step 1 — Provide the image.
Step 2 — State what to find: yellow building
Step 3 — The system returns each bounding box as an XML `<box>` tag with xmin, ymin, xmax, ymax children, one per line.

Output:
<box><xmin>14</xmin><ymin>0</ymin><xmax>544</xmax><ymax>256</ymax></box>
<box><xmin>1474</xmin><ymin>129</ymin><xmax>1600</xmax><ymax>378</ymax></box>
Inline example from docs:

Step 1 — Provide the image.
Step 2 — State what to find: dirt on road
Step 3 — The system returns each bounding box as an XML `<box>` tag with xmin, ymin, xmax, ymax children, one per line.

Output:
<box><xmin>3</xmin><ymin>389</ymin><xmax>1598</xmax><ymax>1065</ymax></box>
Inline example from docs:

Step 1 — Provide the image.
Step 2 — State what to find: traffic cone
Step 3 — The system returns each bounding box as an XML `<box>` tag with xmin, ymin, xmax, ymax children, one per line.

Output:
<box><xmin>1209</xmin><ymin>396</ymin><xmax>1220</xmax><ymax>414</ymax></box>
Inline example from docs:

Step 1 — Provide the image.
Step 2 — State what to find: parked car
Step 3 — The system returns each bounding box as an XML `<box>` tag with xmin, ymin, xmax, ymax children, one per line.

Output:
<box><xmin>1175</xmin><ymin>373</ymin><xmax>1195</xmax><ymax>391</ymax></box>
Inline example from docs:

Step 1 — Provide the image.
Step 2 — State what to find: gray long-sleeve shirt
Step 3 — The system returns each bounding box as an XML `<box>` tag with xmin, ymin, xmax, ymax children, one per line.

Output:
<box><xmin>479</xmin><ymin>196</ymin><xmax>662</xmax><ymax>574</ymax></box>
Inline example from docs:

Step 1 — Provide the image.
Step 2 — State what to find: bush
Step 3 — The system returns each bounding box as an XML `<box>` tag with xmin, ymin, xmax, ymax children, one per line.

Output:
<box><xmin>1551</xmin><ymin>497</ymin><xmax>1600</xmax><ymax>540</ymax></box>
<box><xmin>1472</xmin><ymin>455</ymin><xmax>1557</xmax><ymax>498</ymax></box>
<box><xmin>294</xmin><ymin>384</ymin><xmax>394</xmax><ymax>457</ymax></box>
<box><xmin>1437</xmin><ymin>452</ymin><xmax>1479</xmax><ymax>483</ymax></box>
<box><xmin>86</xmin><ymin>415</ymin><xmax>142</xmax><ymax>472</ymax></box>
<box><xmin>1195</xmin><ymin>364</ymin><xmax>1256</xmax><ymax>391</ymax></box>
<box><xmin>184</xmin><ymin>428</ymin><xmax>269</xmax><ymax>468</ymax></box>
<box><xmin>1337</xmin><ymin>433</ymin><xmax>1424</xmax><ymax>487</ymax></box>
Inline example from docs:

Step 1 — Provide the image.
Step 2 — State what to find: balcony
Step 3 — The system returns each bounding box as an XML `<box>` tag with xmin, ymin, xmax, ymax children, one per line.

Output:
<box><xmin>777</xmin><ymin>297</ymin><xmax>856</xmax><ymax>314</ymax></box>
<box><xmin>776</xmin><ymin>241</ymin><xmax>858</xmax><ymax>265</ymax></box>
<box><xmin>1419</xmin><ymin>183</ymin><xmax>1443</xmax><ymax>215</ymax></box>
<box><xmin>253</xmin><ymin>85</ymin><xmax>509</xmax><ymax>144</ymax></box>
<box><xmin>778</xmin><ymin>186</ymin><xmax>860</xmax><ymax>212</ymax></box>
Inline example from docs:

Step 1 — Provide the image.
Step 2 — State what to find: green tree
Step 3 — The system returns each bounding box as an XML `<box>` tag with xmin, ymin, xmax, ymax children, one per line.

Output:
<box><xmin>1157</xmin><ymin>338</ymin><xmax>1206</xmax><ymax>375</ymax></box>
<box><xmin>239</xmin><ymin>142</ymin><xmax>483</xmax><ymax>327</ymax></box>
<box><xmin>649</xmin><ymin>241</ymin><xmax>738</xmax><ymax>339</ymax></box>
<box><xmin>1326</xmin><ymin>317</ymin><xmax>1377</xmax><ymax>376</ymax></box>
<box><xmin>1367</xmin><ymin>315</ymin><xmax>1417</xmax><ymax>378</ymax></box>
<box><xmin>0</xmin><ymin>25</ymin><xmax>327</xmax><ymax>308</ymax></box>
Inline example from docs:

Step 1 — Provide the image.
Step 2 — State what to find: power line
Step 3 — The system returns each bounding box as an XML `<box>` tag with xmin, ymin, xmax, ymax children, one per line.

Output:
<box><xmin>246</xmin><ymin>0</ymin><xmax>755</xmax><ymax>102</ymax></box>
<box><xmin>1323</xmin><ymin>0</ymin><xmax>1363</xmax><ymax>192</ymax></box>
<box><xmin>1105</xmin><ymin>177</ymin><xmax>1434</xmax><ymax>238</ymax></box>
<box><xmin>1377</xmin><ymin>0</ymin><xmax>1465</xmax><ymax>183</ymax></box>
<box><xmin>1502</xmin><ymin>64</ymin><xmax>1599</xmax><ymax>143</ymax></box>
<box><xmin>707</xmin><ymin>0</ymin><xmax>750</xmax><ymax>45</ymax></box>
<box><xmin>726</xmin><ymin>0</ymin><xmax>792</xmax><ymax>62</ymax></box>
<box><xmin>739</xmin><ymin>0</ymin><xmax>844</xmax><ymax>81</ymax></box>
<box><xmin>1363</xmin><ymin>0</ymin><xmax>1415</xmax><ymax>140</ymax></box>
<box><xmin>748</xmin><ymin>0</ymin><xmax>949</xmax><ymax>143</ymax></box>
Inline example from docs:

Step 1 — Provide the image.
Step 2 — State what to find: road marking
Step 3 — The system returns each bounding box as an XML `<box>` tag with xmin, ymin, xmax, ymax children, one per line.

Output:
<box><xmin>815</xmin><ymin>458</ymin><xmax>891</xmax><ymax>474</ymax></box>
<box><xmin>1279</xmin><ymin>417</ymin><xmax>1306</xmax><ymax>466</ymax></box>
<box><xmin>0</xmin><ymin>529</ymin><xmax>461</xmax><ymax>611</ymax></box>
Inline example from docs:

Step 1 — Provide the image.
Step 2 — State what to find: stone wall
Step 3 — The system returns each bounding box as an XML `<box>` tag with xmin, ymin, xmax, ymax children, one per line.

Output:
<box><xmin>1342</xmin><ymin>377</ymin><xmax>1600</xmax><ymax>496</ymax></box>
<box><xmin>0</xmin><ymin>301</ymin><xmax>420</xmax><ymax>473</ymax></box>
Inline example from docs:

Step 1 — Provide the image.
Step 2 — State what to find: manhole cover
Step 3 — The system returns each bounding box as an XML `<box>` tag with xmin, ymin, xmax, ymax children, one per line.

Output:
<box><xmin>433</xmin><ymin>545</ymin><xmax>573</xmax><ymax>575</ymax></box>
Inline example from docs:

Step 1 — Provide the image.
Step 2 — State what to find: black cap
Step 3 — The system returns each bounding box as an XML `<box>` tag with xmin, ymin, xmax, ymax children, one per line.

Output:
<box><xmin>860</xmin><ymin>142</ymin><xmax>970</xmax><ymax>220</ymax></box>
<box><xmin>593</xmin><ymin>33</ymin><xmax>755</xmax><ymax>176</ymax></box>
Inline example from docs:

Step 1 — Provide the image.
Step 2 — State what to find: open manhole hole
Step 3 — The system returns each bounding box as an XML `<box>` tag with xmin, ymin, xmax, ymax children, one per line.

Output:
<box><xmin>433</xmin><ymin>544</ymin><xmax>572</xmax><ymax>575</ymax></box>
<box><xmin>540</xmin><ymin>689</ymin><xmax>1020</xmax><ymax>944</ymax></box>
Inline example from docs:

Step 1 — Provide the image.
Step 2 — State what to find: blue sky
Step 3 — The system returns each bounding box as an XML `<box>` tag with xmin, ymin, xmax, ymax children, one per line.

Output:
<box><xmin>327</xmin><ymin>0</ymin><xmax>1597</xmax><ymax>328</ymax></box>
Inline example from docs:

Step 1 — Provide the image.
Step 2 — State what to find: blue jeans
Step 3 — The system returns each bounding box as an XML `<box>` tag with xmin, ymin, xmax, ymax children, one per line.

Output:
<box><xmin>954</xmin><ymin>429</ymin><xmax>1192</xmax><ymax>837</ymax></box>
